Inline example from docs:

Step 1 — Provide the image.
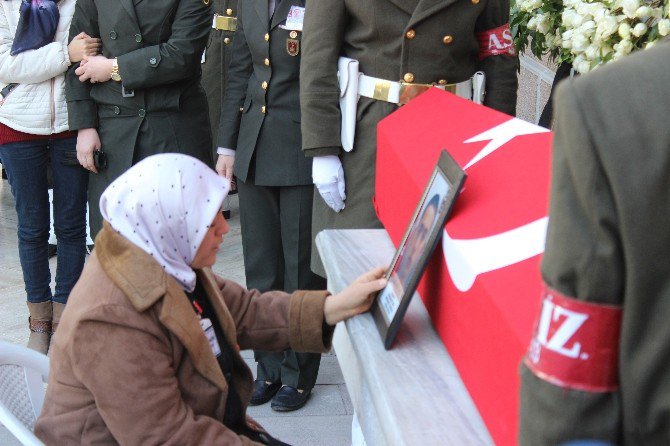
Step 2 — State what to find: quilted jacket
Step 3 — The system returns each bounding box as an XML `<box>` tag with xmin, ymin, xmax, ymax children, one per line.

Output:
<box><xmin>0</xmin><ymin>0</ymin><xmax>74</xmax><ymax>135</ymax></box>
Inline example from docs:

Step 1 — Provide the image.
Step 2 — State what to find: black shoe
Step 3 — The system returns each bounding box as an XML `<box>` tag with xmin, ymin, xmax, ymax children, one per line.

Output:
<box><xmin>48</xmin><ymin>244</ymin><xmax>57</xmax><ymax>258</ymax></box>
<box><xmin>249</xmin><ymin>380</ymin><xmax>282</xmax><ymax>406</ymax></box>
<box><xmin>270</xmin><ymin>386</ymin><xmax>311</xmax><ymax>412</ymax></box>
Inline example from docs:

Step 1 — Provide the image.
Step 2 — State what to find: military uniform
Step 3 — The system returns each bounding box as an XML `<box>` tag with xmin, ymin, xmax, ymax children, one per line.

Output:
<box><xmin>519</xmin><ymin>41</ymin><xmax>670</xmax><ymax>445</ymax></box>
<box><xmin>201</xmin><ymin>0</ymin><xmax>238</xmax><ymax>162</ymax></box>
<box><xmin>300</xmin><ymin>0</ymin><xmax>518</xmax><ymax>274</ymax></box>
<box><xmin>66</xmin><ymin>0</ymin><xmax>213</xmax><ymax>237</ymax></box>
<box><xmin>217</xmin><ymin>0</ymin><xmax>324</xmax><ymax>393</ymax></box>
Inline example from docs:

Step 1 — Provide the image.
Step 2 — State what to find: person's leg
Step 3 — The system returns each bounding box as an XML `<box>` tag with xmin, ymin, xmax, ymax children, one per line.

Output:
<box><xmin>271</xmin><ymin>184</ymin><xmax>326</xmax><ymax>410</ymax></box>
<box><xmin>236</xmin><ymin>179</ymin><xmax>285</xmax><ymax>402</ymax></box>
<box><xmin>0</xmin><ymin>141</ymin><xmax>53</xmax><ymax>353</ymax></box>
<box><xmin>50</xmin><ymin>137</ymin><xmax>88</xmax><ymax>310</ymax></box>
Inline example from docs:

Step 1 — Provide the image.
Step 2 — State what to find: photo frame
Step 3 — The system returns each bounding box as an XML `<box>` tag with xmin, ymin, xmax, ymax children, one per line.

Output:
<box><xmin>371</xmin><ymin>149</ymin><xmax>466</xmax><ymax>350</ymax></box>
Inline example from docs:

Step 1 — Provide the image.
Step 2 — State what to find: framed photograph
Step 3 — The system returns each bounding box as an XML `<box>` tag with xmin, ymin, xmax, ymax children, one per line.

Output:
<box><xmin>371</xmin><ymin>149</ymin><xmax>466</xmax><ymax>350</ymax></box>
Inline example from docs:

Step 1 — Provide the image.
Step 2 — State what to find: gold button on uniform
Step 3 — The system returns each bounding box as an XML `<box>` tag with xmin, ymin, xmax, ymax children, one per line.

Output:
<box><xmin>443</xmin><ymin>35</ymin><xmax>453</xmax><ymax>44</ymax></box>
<box><xmin>438</xmin><ymin>79</ymin><xmax>447</xmax><ymax>85</ymax></box>
<box><xmin>261</xmin><ymin>106</ymin><xmax>267</xmax><ymax>114</ymax></box>
<box><xmin>226</xmin><ymin>8</ymin><xmax>233</xmax><ymax>15</ymax></box>
<box><xmin>264</xmin><ymin>58</ymin><xmax>270</xmax><ymax>66</ymax></box>
<box><xmin>403</xmin><ymin>73</ymin><xmax>414</xmax><ymax>83</ymax></box>
<box><xmin>261</xmin><ymin>81</ymin><xmax>268</xmax><ymax>90</ymax></box>
<box><xmin>264</xmin><ymin>33</ymin><xmax>270</xmax><ymax>42</ymax></box>
<box><xmin>471</xmin><ymin>0</ymin><xmax>480</xmax><ymax>4</ymax></box>
<box><xmin>224</xmin><ymin>37</ymin><xmax>231</xmax><ymax>44</ymax></box>
<box><xmin>405</xmin><ymin>29</ymin><xmax>416</xmax><ymax>39</ymax></box>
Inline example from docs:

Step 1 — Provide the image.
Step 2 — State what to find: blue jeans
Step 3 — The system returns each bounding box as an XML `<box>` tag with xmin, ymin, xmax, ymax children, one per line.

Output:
<box><xmin>0</xmin><ymin>137</ymin><xmax>88</xmax><ymax>304</ymax></box>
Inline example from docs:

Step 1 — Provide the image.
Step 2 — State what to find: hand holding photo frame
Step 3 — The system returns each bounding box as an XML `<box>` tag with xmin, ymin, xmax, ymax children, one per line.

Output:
<box><xmin>371</xmin><ymin>149</ymin><xmax>466</xmax><ymax>349</ymax></box>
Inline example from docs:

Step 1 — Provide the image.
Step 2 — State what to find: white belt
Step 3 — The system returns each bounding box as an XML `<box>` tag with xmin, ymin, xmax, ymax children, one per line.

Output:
<box><xmin>358</xmin><ymin>74</ymin><xmax>479</xmax><ymax>105</ymax></box>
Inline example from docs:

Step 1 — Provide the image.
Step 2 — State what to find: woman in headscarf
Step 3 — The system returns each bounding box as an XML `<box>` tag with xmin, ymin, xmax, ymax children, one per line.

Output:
<box><xmin>0</xmin><ymin>0</ymin><xmax>100</xmax><ymax>353</ymax></box>
<box><xmin>35</xmin><ymin>153</ymin><xmax>386</xmax><ymax>445</ymax></box>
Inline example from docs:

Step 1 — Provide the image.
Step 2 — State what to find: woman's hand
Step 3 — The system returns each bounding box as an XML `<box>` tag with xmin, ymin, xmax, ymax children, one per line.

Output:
<box><xmin>77</xmin><ymin>128</ymin><xmax>101</xmax><ymax>173</ymax></box>
<box><xmin>68</xmin><ymin>32</ymin><xmax>102</xmax><ymax>64</ymax></box>
<box><xmin>215</xmin><ymin>155</ymin><xmax>235</xmax><ymax>182</ymax></box>
<box><xmin>324</xmin><ymin>267</ymin><xmax>387</xmax><ymax>326</ymax></box>
<box><xmin>75</xmin><ymin>55</ymin><xmax>113</xmax><ymax>84</ymax></box>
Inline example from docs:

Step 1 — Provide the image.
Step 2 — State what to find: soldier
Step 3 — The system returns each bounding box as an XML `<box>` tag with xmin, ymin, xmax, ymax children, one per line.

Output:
<box><xmin>519</xmin><ymin>41</ymin><xmax>670</xmax><ymax>444</ymax></box>
<box><xmin>300</xmin><ymin>0</ymin><xmax>518</xmax><ymax>276</ymax></box>
<box><xmin>202</xmin><ymin>0</ymin><xmax>238</xmax><ymax>219</ymax></box>
<box><xmin>66</xmin><ymin>0</ymin><xmax>213</xmax><ymax>237</ymax></box>
<box><xmin>216</xmin><ymin>0</ymin><xmax>325</xmax><ymax>411</ymax></box>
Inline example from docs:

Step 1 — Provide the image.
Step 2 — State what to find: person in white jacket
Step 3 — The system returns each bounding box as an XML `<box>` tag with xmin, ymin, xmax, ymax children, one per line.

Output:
<box><xmin>0</xmin><ymin>0</ymin><xmax>100</xmax><ymax>354</ymax></box>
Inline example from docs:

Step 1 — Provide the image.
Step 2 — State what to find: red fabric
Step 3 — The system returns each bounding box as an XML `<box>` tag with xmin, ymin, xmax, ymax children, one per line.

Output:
<box><xmin>375</xmin><ymin>88</ymin><xmax>552</xmax><ymax>445</ymax></box>
<box><xmin>524</xmin><ymin>284</ymin><xmax>622</xmax><ymax>392</ymax></box>
<box><xmin>0</xmin><ymin>122</ymin><xmax>75</xmax><ymax>146</ymax></box>
<box><xmin>477</xmin><ymin>24</ymin><xmax>516</xmax><ymax>59</ymax></box>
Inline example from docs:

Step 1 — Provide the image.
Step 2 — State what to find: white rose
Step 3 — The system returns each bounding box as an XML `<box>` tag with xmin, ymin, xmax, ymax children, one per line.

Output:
<box><xmin>595</xmin><ymin>15</ymin><xmax>619</xmax><ymax>41</ymax></box>
<box><xmin>520</xmin><ymin>0</ymin><xmax>542</xmax><ymax>12</ymax></box>
<box><xmin>635</xmin><ymin>6</ymin><xmax>653</xmax><ymax>19</ymax></box>
<box><xmin>536</xmin><ymin>13</ymin><xmax>551</xmax><ymax>34</ymax></box>
<box><xmin>614</xmin><ymin>38</ymin><xmax>634</xmax><ymax>55</ymax></box>
<box><xmin>580</xmin><ymin>20</ymin><xmax>597</xmax><ymax>33</ymax></box>
<box><xmin>618</xmin><ymin>22</ymin><xmax>631</xmax><ymax>38</ymax></box>
<box><xmin>621</xmin><ymin>0</ymin><xmax>640</xmax><ymax>18</ymax></box>
<box><xmin>588</xmin><ymin>3</ymin><xmax>607</xmax><ymax>20</ymax></box>
<box><xmin>632</xmin><ymin>22</ymin><xmax>648</xmax><ymax>37</ymax></box>
<box><xmin>527</xmin><ymin>16</ymin><xmax>538</xmax><ymax>31</ymax></box>
<box><xmin>659</xmin><ymin>19</ymin><xmax>670</xmax><ymax>36</ymax></box>
<box><xmin>571</xmin><ymin>32</ymin><xmax>590</xmax><ymax>51</ymax></box>
<box><xmin>584</xmin><ymin>44</ymin><xmax>599</xmax><ymax>59</ymax></box>
<box><xmin>645</xmin><ymin>40</ymin><xmax>656</xmax><ymax>49</ymax></box>
<box><xmin>562</xmin><ymin>9</ymin><xmax>584</xmax><ymax>28</ymax></box>
<box><xmin>576</xmin><ymin>59</ymin><xmax>592</xmax><ymax>74</ymax></box>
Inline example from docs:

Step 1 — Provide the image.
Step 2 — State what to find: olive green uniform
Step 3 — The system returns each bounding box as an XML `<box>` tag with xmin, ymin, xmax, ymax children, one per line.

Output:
<box><xmin>519</xmin><ymin>41</ymin><xmax>670</xmax><ymax>445</ymax></box>
<box><xmin>217</xmin><ymin>0</ymin><xmax>323</xmax><ymax>391</ymax></box>
<box><xmin>201</xmin><ymin>0</ymin><xmax>238</xmax><ymax>162</ymax></box>
<box><xmin>300</xmin><ymin>0</ymin><xmax>518</xmax><ymax>275</ymax></box>
<box><xmin>66</xmin><ymin>0</ymin><xmax>213</xmax><ymax>237</ymax></box>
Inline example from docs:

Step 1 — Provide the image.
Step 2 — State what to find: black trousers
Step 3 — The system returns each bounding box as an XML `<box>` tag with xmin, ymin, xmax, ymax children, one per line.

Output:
<box><xmin>237</xmin><ymin>179</ymin><xmax>325</xmax><ymax>390</ymax></box>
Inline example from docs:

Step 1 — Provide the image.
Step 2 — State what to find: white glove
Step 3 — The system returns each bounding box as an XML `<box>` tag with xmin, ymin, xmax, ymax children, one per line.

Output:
<box><xmin>312</xmin><ymin>155</ymin><xmax>346</xmax><ymax>212</ymax></box>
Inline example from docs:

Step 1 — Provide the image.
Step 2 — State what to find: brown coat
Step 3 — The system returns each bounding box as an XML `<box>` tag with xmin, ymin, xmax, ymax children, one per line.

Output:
<box><xmin>35</xmin><ymin>223</ymin><xmax>332</xmax><ymax>445</ymax></box>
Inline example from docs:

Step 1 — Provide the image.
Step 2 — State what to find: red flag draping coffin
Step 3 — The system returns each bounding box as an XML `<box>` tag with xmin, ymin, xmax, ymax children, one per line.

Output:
<box><xmin>375</xmin><ymin>88</ymin><xmax>552</xmax><ymax>446</ymax></box>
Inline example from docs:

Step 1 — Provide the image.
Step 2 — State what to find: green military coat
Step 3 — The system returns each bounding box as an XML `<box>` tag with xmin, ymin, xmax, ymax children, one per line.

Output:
<box><xmin>66</xmin><ymin>0</ymin><xmax>213</xmax><ymax>236</ymax></box>
<box><xmin>217</xmin><ymin>0</ymin><xmax>311</xmax><ymax>186</ymax></box>
<box><xmin>519</xmin><ymin>41</ymin><xmax>670</xmax><ymax>445</ymax></box>
<box><xmin>300</xmin><ymin>0</ymin><xmax>518</xmax><ymax>274</ymax></box>
<box><xmin>201</xmin><ymin>0</ymin><xmax>238</xmax><ymax>161</ymax></box>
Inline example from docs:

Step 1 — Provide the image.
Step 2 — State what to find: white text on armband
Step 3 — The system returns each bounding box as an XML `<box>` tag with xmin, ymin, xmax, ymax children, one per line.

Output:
<box><xmin>524</xmin><ymin>284</ymin><xmax>622</xmax><ymax>392</ymax></box>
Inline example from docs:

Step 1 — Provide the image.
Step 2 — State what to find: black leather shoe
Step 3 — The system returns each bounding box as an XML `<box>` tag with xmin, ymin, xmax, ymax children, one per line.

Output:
<box><xmin>270</xmin><ymin>386</ymin><xmax>311</xmax><ymax>412</ymax></box>
<box><xmin>249</xmin><ymin>380</ymin><xmax>282</xmax><ymax>406</ymax></box>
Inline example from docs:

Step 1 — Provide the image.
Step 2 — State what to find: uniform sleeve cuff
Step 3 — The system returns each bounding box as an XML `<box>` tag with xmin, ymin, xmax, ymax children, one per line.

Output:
<box><xmin>303</xmin><ymin>146</ymin><xmax>342</xmax><ymax>157</ymax></box>
<box><xmin>288</xmin><ymin>290</ymin><xmax>333</xmax><ymax>352</ymax></box>
<box><xmin>217</xmin><ymin>147</ymin><xmax>236</xmax><ymax>156</ymax></box>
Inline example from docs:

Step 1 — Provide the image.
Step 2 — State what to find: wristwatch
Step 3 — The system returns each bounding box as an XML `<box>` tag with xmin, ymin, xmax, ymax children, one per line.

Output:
<box><xmin>111</xmin><ymin>58</ymin><xmax>121</xmax><ymax>82</ymax></box>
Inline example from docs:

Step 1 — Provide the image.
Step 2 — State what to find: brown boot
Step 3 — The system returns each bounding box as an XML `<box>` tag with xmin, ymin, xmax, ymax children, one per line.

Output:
<box><xmin>50</xmin><ymin>302</ymin><xmax>66</xmax><ymax>353</ymax></box>
<box><xmin>27</xmin><ymin>301</ymin><xmax>52</xmax><ymax>355</ymax></box>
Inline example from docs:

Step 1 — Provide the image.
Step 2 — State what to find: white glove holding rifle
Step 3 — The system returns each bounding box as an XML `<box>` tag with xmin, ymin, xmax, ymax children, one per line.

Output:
<box><xmin>313</xmin><ymin>155</ymin><xmax>346</xmax><ymax>212</ymax></box>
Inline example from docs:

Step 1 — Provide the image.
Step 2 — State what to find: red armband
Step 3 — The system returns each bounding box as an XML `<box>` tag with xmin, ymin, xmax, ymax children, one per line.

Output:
<box><xmin>524</xmin><ymin>284</ymin><xmax>622</xmax><ymax>392</ymax></box>
<box><xmin>477</xmin><ymin>24</ymin><xmax>516</xmax><ymax>60</ymax></box>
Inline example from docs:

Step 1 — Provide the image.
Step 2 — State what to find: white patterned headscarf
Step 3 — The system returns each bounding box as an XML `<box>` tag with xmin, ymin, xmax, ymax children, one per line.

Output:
<box><xmin>99</xmin><ymin>154</ymin><xmax>230</xmax><ymax>292</ymax></box>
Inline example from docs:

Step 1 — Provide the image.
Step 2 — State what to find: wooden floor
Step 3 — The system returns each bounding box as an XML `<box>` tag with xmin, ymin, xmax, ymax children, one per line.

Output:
<box><xmin>0</xmin><ymin>177</ymin><xmax>353</xmax><ymax>445</ymax></box>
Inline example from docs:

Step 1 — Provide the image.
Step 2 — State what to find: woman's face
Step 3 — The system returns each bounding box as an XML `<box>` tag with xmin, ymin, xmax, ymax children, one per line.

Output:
<box><xmin>191</xmin><ymin>212</ymin><xmax>229</xmax><ymax>269</ymax></box>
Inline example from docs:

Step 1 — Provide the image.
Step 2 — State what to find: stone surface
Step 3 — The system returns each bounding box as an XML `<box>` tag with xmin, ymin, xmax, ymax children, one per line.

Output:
<box><xmin>317</xmin><ymin>229</ymin><xmax>493</xmax><ymax>446</ymax></box>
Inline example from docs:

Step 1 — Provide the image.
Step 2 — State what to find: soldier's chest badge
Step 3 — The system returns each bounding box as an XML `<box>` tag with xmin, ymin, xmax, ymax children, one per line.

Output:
<box><xmin>286</xmin><ymin>35</ymin><xmax>300</xmax><ymax>56</ymax></box>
